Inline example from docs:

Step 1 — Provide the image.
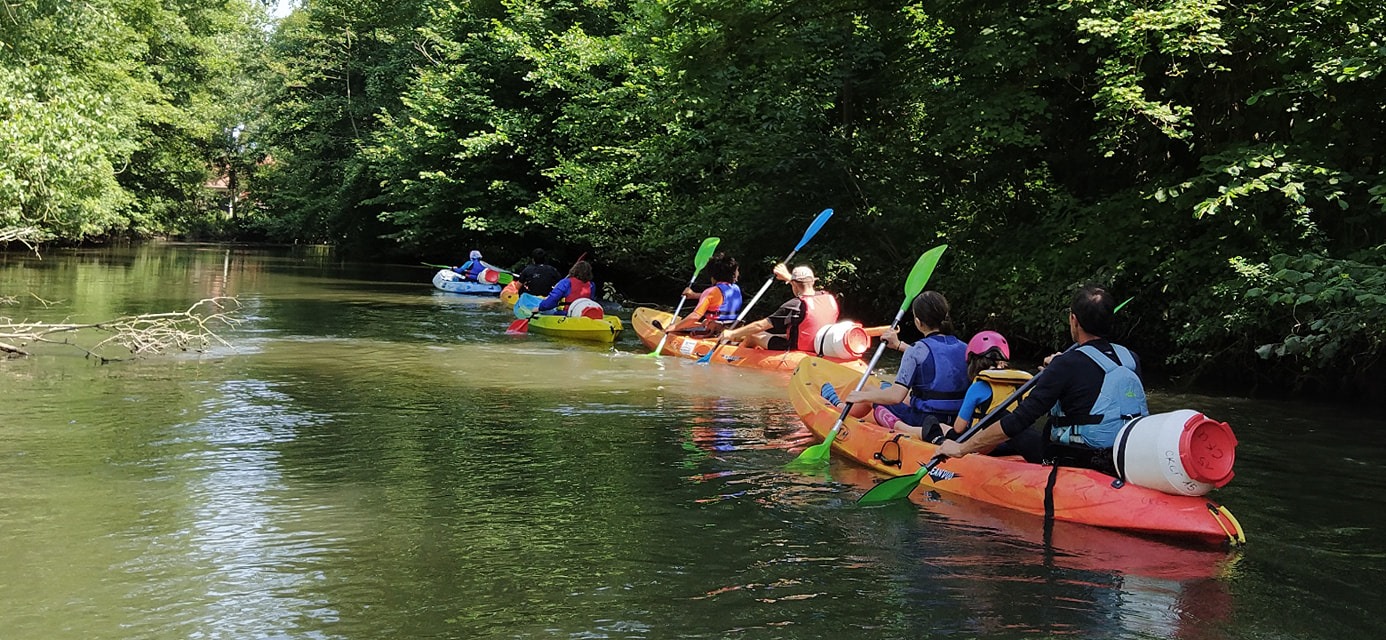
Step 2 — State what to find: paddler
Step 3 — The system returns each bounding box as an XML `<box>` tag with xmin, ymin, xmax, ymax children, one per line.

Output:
<box><xmin>718</xmin><ymin>264</ymin><xmax>838</xmax><ymax>352</ymax></box>
<box><xmin>820</xmin><ymin>290</ymin><xmax>968</xmax><ymax>442</ymax></box>
<box><xmin>665</xmin><ymin>253</ymin><xmax>742</xmax><ymax>337</ymax></box>
<box><xmin>937</xmin><ymin>285</ymin><xmax>1149</xmax><ymax>476</ymax></box>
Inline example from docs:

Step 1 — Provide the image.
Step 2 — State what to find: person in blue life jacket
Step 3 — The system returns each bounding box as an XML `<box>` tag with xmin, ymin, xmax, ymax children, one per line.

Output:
<box><xmin>536</xmin><ymin>260</ymin><xmax>595</xmax><ymax>315</ymax></box>
<box><xmin>667</xmin><ymin>253</ymin><xmax>741</xmax><ymax>336</ymax></box>
<box><xmin>451</xmin><ymin>249</ymin><xmax>487</xmax><ymax>281</ymax></box>
<box><xmin>718</xmin><ymin>264</ymin><xmax>837</xmax><ymax>351</ymax></box>
<box><xmin>820</xmin><ymin>290</ymin><xmax>968</xmax><ymax>441</ymax></box>
<box><xmin>516</xmin><ymin>248</ymin><xmax>562</xmax><ymax>296</ymax></box>
<box><xmin>936</xmin><ymin>285</ymin><xmax>1149</xmax><ymax>476</ymax></box>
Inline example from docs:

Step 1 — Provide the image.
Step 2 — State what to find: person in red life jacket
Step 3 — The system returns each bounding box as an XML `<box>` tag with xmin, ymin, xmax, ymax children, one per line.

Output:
<box><xmin>451</xmin><ymin>249</ymin><xmax>487</xmax><ymax>281</ymax></box>
<box><xmin>516</xmin><ymin>248</ymin><xmax>562</xmax><ymax>296</ymax></box>
<box><xmin>667</xmin><ymin>253</ymin><xmax>742</xmax><ymax>337</ymax></box>
<box><xmin>536</xmin><ymin>260</ymin><xmax>595</xmax><ymax>315</ymax></box>
<box><xmin>820</xmin><ymin>291</ymin><xmax>969</xmax><ymax>442</ymax></box>
<box><xmin>936</xmin><ymin>285</ymin><xmax>1149</xmax><ymax>476</ymax></box>
<box><xmin>717</xmin><ymin>264</ymin><xmax>836</xmax><ymax>351</ymax></box>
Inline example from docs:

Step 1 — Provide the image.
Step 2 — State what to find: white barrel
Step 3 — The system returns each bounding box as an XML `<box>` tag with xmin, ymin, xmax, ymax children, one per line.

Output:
<box><xmin>566</xmin><ymin>298</ymin><xmax>605</xmax><ymax>319</ymax></box>
<box><xmin>814</xmin><ymin>321</ymin><xmax>869</xmax><ymax>359</ymax></box>
<box><xmin>1112</xmin><ymin>409</ymin><xmax>1238</xmax><ymax>496</ymax></box>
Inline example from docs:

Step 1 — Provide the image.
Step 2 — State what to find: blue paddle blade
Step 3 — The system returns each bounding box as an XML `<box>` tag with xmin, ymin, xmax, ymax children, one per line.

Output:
<box><xmin>793</xmin><ymin>208</ymin><xmax>835</xmax><ymax>251</ymax></box>
<box><xmin>514</xmin><ymin>293</ymin><xmax>542</xmax><ymax>319</ymax></box>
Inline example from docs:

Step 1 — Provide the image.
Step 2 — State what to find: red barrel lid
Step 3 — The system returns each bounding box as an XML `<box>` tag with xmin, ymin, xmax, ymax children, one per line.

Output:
<box><xmin>1179</xmin><ymin>413</ymin><xmax>1238</xmax><ymax>487</ymax></box>
<box><xmin>845</xmin><ymin>326</ymin><xmax>870</xmax><ymax>358</ymax></box>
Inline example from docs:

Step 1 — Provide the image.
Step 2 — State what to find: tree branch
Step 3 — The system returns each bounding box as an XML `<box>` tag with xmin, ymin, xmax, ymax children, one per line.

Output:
<box><xmin>0</xmin><ymin>297</ymin><xmax>241</xmax><ymax>363</ymax></box>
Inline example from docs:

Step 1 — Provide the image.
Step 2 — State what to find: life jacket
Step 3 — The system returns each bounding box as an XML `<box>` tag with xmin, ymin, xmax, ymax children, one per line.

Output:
<box><xmin>793</xmin><ymin>292</ymin><xmax>839</xmax><ymax>352</ymax></box>
<box><xmin>522</xmin><ymin>263</ymin><xmax>561</xmax><ymax>296</ymax></box>
<box><xmin>905</xmin><ymin>334</ymin><xmax>969</xmax><ymax>418</ymax></box>
<box><xmin>461</xmin><ymin>260</ymin><xmax>486</xmax><ymax>280</ymax></box>
<box><xmin>713</xmin><ymin>282</ymin><xmax>742</xmax><ymax>324</ymax></box>
<box><xmin>1049</xmin><ymin>343</ymin><xmax>1149</xmax><ymax>449</ymax></box>
<box><xmin>558</xmin><ymin>277</ymin><xmax>593</xmax><ymax>309</ymax></box>
<box><xmin>972</xmin><ymin>368</ymin><xmax>1033</xmax><ymax>420</ymax></box>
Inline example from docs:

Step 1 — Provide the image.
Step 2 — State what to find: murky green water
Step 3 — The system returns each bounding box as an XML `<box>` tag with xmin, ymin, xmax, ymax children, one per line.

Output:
<box><xmin>1</xmin><ymin>244</ymin><xmax>1382</xmax><ymax>639</ymax></box>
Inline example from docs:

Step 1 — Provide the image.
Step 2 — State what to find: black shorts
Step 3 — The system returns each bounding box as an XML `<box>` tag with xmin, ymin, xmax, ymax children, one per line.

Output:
<box><xmin>766</xmin><ymin>335</ymin><xmax>790</xmax><ymax>350</ymax></box>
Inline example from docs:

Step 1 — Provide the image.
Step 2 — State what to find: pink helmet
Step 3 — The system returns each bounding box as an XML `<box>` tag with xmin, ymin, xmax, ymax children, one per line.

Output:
<box><xmin>966</xmin><ymin>330</ymin><xmax>1010</xmax><ymax>360</ymax></box>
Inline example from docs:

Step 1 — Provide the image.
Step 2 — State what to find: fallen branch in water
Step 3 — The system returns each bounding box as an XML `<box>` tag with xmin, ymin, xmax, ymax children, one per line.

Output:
<box><xmin>0</xmin><ymin>226</ymin><xmax>50</xmax><ymax>256</ymax></box>
<box><xmin>0</xmin><ymin>297</ymin><xmax>241</xmax><ymax>363</ymax></box>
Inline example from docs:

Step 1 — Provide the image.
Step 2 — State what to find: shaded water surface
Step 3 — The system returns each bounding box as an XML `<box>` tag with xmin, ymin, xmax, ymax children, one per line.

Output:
<box><xmin>1</xmin><ymin>244</ymin><xmax>1381</xmax><ymax>639</ymax></box>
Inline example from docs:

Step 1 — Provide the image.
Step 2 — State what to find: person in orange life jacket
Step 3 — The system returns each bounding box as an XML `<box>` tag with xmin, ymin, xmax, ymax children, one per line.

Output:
<box><xmin>452</xmin><ymin>249</ymin><xmax>487</xmax><ymax>281</ymax></box>
<box><xmin>718</xmin><ymin>264</ymin><xmax>836</xmax><ymax>351</ymax></box>
<box><xmin>936</xmin><ymin>285</ymin><xmax>1149</xmax><ymax>476</ymax></box>
<box><xmin>536</xmin><ymin>260</ymin><xmax>595</xmax><ymax>315</ymax></box>
<box><xmin>667</xmin><ymin>253</ymin><xmax>742</xmax><ymax>336</ymax></box>
<box><xmin>820</xmin><ymin>291</ymin><xmax>969</xmax><ymax>442</ymax></box>
<box><xmin>516</xmin><ymin>248</ymin><xmax>562</xmax><ymax>296</ymax></box>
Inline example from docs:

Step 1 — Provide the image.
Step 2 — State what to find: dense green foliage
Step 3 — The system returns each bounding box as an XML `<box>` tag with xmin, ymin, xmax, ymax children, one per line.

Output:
<box><xmin>4</xmin><ymin>0</ymin><xmax>1383</xmax><ymax>397</ymax></box>
<box><xmin>0</xmin><ymin>0</ymin><xmax>267</xmax><ymax>239</ymax></box>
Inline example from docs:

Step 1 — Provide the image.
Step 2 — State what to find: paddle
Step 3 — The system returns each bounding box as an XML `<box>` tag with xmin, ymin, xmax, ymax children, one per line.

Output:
<box><xmin>788</xmin><ymin>245</ymin><xmax>949</xmax><ymax>467</ymax></box>
<box><xmin>695</xmin><ymin>208</ymin><xmax>835</xmax><ymax>365</ymax></box>
<box><xmin>856</xmin><ymin>295</ymin><xmax>1136</xmax><ymax>505</ymax></box>
<box><xmin>645</xmin><ymin>237</ymin><xmax>722</xmax><ymax>357</ymax></box>
<box><xmin>424</xmin><ymin>261</ymin><xmax>514</xmax><ymax>285</ymax></box>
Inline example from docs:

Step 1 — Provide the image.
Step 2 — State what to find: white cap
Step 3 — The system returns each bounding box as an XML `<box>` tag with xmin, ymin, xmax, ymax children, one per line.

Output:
<box><xmin>790</xmin><ymin>266</ymin><xmax>816</xmax><ymax>282</ymax></box>
<box><xmin>469</xmin><ymin>250</ymin><xmax>482</xmax><ymax>259</ymax></box>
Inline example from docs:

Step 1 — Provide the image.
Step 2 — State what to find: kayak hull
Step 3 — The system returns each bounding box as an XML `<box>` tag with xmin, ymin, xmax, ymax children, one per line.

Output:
<box><xmin>632</xmin><ymin>307</ymin><xmax>868</xmax><ymax>373</ymax></box>
<box><xmin>433</xmin><ymin>270</ymin><xmax>502</xmax><ymax>296</ymax></box>
<box><xmin>789</xmin><ymin>357</ymin><xmax>1245</xmax><ymax>546</ymax></box>
<box><xmin>526</xmin><ymin>314</ymin><xmax>624</xmax><ymax>343</ymax></box>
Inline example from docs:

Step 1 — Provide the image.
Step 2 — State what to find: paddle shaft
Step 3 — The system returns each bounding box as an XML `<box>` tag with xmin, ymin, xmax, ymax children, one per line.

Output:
<box><xmin>651</xmin><ymin>272</ymin><xmax>702</xmax><ymax>354</ymax></box>
<box><xmin>886</xmin><ymin>343</ymin><xmax>1076</xmax><ymax>491</ymax></box>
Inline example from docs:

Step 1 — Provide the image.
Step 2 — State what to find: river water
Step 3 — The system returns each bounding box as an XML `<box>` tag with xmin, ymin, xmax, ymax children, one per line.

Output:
<box><xmin>0</xmin><ymin>244</ymin><xmax>1381</xmax><ymax>639</ymax></box>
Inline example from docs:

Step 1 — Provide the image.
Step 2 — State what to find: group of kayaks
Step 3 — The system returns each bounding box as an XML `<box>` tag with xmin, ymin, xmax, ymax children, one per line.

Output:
<box><xmin>431</xmin><ymin>267</ymin><xmax>626</xmax><ymax>343</ymax></box>
<box><xmin>430</xmin><ymin>260</ymin><xmax>1245</xmax><ymax>548</ymax></box>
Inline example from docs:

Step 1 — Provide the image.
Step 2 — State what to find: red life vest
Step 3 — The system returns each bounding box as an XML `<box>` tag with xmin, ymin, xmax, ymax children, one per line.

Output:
<box><xmin>560</xmin><ymin>277</ymin><xmax>593</xmax><ymax>308</ymax></box>
<box><xmin>793</xmin><ymin>292</ymin><xmax>839</xmax><ymax>352</ymax></box>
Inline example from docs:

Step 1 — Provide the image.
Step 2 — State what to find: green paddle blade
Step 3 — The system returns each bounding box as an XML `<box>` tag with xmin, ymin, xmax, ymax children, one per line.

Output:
<box><xmin>858</xmin><ymin>469</ymin><xmax>929</xmax><ymax>505</ymax></box>
<box><xmin>1114</xmin><ymin>296</ymin><xmax>1134</xmax><ymax>313</ymax></box>
<box><xmin>693</xmin><ymin>236</ymin><xmax>721</xmax><ymax>275</ymax></box>
<box><xmin>899</xmin><ymin>244</ymin><xmax>948</xmax><ymax>312</ymax></box>
<box><xmin>791</xmin><ymin>439</ymin><xmax>832</xmax><ymax>466</ymax></box>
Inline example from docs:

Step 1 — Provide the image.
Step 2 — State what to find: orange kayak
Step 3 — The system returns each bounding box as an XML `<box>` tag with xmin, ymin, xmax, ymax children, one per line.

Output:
<box><xmin>632</xmin><ymin>307</ymin><xmax>870</xmax><ymax>373</ymax></box>
<box><xmin>788</xmin><ymin>357</ymin><xmax>1246</xmax><ymax>546</ymax></box>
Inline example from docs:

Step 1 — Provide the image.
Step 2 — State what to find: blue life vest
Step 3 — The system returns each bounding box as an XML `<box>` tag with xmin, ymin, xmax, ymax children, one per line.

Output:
<box><xmin>453</xmin><ymin>260</ymin><xmax>485</xmax><ymax>280</ymax></box>
<box><xmin>715</xmin><ymin>282</ymin><xmax>748</xmax><ymax>325</ymax></box>
<box><xmin>1049</xmin><ymin>344</ymin><xmax>1149</xmax><ymax>448</ymax></box>
<box><xmin>906</xmin><ymin>334</ymin><xmax>969</xmax><ymax>418</ymax></box>
<box><xmin>714</xmin><ymin>282</ymin><xmax>743</xmax><ymax>324</ymax></box>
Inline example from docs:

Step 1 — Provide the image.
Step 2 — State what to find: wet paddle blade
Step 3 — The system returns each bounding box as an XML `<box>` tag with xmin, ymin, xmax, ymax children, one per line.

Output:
<box><xmin>790</xmin><ymin>438</ymin><xmax>833</xmax><ymax>466</ymax></box>
<box><xmin>857</xmin><ymin>471</ymin><xmax>927</xmax><ymax>506</ymax></box>
<box><xmin>505</xmin><ymin>318</ymin><xmax>529</xmax><ymax>334</ymax></box>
